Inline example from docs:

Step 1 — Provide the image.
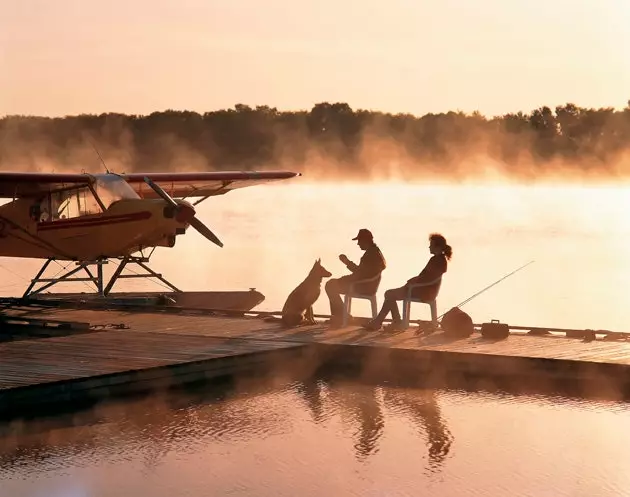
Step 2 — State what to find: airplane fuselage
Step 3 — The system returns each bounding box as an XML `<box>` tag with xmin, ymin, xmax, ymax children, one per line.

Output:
<box><xmin>0</xmin><ymin>169</ymin><xmax>299</xmax><ymax>266</ymax></box>
<box><xmin>0</xmin><ymin>197</ymin><xmax>193</xmax><ymax>261</ymax></box>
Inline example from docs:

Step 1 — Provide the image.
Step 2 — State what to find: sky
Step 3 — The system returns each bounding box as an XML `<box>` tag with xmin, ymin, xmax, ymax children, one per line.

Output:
<box><xmin>1</xmin><ymin>0</ymin><xmax>629</xmax><ymax>117</ymax></box>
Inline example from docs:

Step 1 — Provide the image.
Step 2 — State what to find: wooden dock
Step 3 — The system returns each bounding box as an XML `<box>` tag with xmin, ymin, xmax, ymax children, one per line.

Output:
<box><xmin>3</xmin><ymin>304</ymin><xmax>630</xmax><ymax>418</ymax></box>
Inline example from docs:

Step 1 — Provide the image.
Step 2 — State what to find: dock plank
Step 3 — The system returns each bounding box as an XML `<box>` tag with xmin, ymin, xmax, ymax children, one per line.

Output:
<box><xmin>12</xmin><ymin>306</ymin><xmax>630</xmax><ymax>366</ymax></box>
<box><xmin>4</xmin><ymin>305</ymin><xmax>630</xmax><ymax>415</ymax></box>
<box><xmin>0</xmin><ymin>330</ymin><xmax>301</xmax><ymax>391</ymax></box>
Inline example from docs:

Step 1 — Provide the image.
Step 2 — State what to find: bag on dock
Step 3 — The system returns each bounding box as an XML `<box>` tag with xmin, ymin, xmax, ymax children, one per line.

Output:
<box><xmin>441</xmin><ymin>307</ymin><xmax>474</xmax><ymax>338</ymax></box>
<box><xmin>481</xmin><ymin>319</ymin><xmax>510</xmax><ymax>339</ymax></box>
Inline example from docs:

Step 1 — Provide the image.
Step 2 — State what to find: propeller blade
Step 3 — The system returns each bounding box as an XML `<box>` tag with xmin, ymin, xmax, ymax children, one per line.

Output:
<box><xmin>189</xmin><ymin>216</ymin><xmax>224</xmax><ymax>248</ymax></box>
<box><xmin>144</xmin><ymin>176</ymin><xmax>223</xmax><ymax>248</ymax></box>
<box><xmin>143</xmin><ymin>176</ymin><xmax>179</xmax><ymax>209</ymax></box>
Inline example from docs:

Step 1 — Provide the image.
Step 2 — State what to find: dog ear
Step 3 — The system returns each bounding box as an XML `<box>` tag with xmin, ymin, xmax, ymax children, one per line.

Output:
<box><xmin>316</xmin><ymin>258</ymin><xmax>321</xmax><ymax>264</ymax></box>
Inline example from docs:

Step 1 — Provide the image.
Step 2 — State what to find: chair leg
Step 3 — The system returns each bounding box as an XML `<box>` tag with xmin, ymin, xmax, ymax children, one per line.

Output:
<box><xmin>430</xmin><ymin>300</ymin><xmax>438</xmax><ymax>329</ymax></box>
<box><xmin>402</xmin><ymin>300</ymin><xmax>410</xmax><ymax>328</ymax></box>
<box><xmin>370</xmin><ymin>296</ymin><xmax>378</xmax><ymax>318</ymax></box>
<box><xmin>342</xmin><ymin>295</ymin><xmax>352</xmax><ymax>327</ymax></box>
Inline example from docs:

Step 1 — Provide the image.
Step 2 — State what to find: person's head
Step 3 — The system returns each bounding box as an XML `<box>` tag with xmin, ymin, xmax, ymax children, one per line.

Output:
<box><xmin>429</xmin><ymin>233</ymin><xmax>452</xmax><ymax>260</ymax></box>
<box><xmin>352</xmin><ymin>228</ymin><xmax>374</xmax><ymax>250</ymax></box>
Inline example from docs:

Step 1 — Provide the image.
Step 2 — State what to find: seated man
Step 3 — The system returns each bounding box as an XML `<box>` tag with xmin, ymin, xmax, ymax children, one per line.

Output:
<box><xmin>363</xmin><ymin>232</ymin><xmax>452</xmax><ymax>331</ymax></box>
<box><xmin>325</xmin><ymin>228</ymin><xmax>386</xmax><ymax>327</ymax></box>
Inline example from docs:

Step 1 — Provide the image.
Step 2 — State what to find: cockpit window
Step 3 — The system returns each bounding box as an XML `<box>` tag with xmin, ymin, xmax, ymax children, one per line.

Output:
<box><xmin>35</xmin><ymin>175</ymin><xmax>141</xmax><ymax>224</ymax></box>
<box><xmin>53</xmin><ymin>187</ymin><xmax>101</xmax><ymax>220</ymax></box>
<box><xmin>94</xmin><ymin>175</ymin><xmax>140</xmax><ymax>210</ymax></box>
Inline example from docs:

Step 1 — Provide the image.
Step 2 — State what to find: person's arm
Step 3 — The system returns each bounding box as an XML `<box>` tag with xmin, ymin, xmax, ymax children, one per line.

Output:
<box><xmin>354</xmin><ymin>248</ymin><xmax>385</xmax><ymax>280</ymax></box>
<box><xmin>344</xmin><ymin>259</ymin><xmax>359</xmax><ymax>273</ymax></box>
<box><xmin>339</xmin><ymin>254</ymin><xmax>359</xmax><ymax>272</ymax></box>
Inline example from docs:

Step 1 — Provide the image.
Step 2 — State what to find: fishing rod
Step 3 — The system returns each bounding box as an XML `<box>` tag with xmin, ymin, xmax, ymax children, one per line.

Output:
<box><xmin>438</xmin><ymin>260</ymin><xmax>535</xmax><ymax>320</ymax></box>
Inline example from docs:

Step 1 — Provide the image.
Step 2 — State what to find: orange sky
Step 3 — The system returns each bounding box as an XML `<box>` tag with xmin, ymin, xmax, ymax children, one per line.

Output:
<box><xmin>1</xmin><ymin>0</ymin><xmax>629</xmax><ymax>117</ymax></box>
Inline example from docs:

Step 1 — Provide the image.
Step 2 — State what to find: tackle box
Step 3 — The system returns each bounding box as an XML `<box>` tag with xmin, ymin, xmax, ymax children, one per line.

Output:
<box><xmin>480</xmin><ymin>319</ymin><xmax>510</xmax><ymax>339</ymax></box>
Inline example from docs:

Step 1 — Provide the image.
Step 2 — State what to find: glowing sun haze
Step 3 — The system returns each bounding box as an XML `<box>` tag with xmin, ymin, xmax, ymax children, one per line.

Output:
<box><xmin>1</xmin><ymin>0</ymin><xmax>629</xmax><ymax>117</ymax></box>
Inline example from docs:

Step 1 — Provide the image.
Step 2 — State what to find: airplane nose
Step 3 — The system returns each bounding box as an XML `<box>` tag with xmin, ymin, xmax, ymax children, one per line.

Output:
<box><xmin>144</xmin><ymin>176</ymin><xmax>223</xmax><ymax>248</ymax></box>
<box><xmin>174</xmin><ymin>203</ymin><xmax>196</xmax><ymax>223</ymax></box>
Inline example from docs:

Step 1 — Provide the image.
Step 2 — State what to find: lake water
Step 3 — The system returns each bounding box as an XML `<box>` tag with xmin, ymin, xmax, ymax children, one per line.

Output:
<box><xmin>3</xmin><ymin>375</ymin><xmax>630</xmax><ymax>497</ymax></box>
<box><xmin>1</xmin><ymin>180</ymin><xmax>629</xmax><ymax>331</ymax></box>
<box><xmin>2</xmin><ymin>180</ymin><xmax>630</xmax><ymax>495</ymax></box>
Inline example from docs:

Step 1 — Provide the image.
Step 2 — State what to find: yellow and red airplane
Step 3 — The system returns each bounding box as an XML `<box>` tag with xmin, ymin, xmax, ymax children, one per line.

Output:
<box><xmin>0</xmin><ymin>170</ymin><xmax>300</xmax><ymax>297</ymax></box>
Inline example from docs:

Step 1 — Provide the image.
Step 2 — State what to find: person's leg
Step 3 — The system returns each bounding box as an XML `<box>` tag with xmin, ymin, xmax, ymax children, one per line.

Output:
<box><xmin>384</xmin><ymin>286</ymin><xmax>411</xmax><ymax>330</ymax></box>
<box><xmin>373</xmin><ymin>295</ymin><xmax>395</xmax><ymax>325</ymax></box>
<box><xmin>364</xmin><ymin>287</ymin><xmax>407</xmax><ymax>330</ymax></box>
<box><xmin>388</xmin><ymin>291</ymin><xmax>404</xmax><ymax>323</ymax></box>
<box><xmin>325</xmin><ymin>277</ymin><xmax>352</xmax><ymax>323</ymax></box>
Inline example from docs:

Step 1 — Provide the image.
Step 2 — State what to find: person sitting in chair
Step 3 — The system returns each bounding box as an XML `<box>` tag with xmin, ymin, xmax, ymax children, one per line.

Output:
<box><xmin>325</xmin><ymin>228</ymin><xmax>386</xmax><ymax>327</ymax></box>
<box><xmin>363</xmin><ymin>233</ymin><xmax>452</xmax><ymax>331</ymax></box>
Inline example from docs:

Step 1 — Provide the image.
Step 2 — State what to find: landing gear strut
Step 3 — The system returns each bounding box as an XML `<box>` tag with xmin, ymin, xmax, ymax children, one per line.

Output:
<box><xmin>22</xmin><ymin>255</ymin><xmax>181</xmax><ymax>298</ymax></box>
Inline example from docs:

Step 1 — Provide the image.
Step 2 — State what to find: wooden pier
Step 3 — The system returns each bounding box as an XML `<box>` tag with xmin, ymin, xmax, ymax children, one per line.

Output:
<box><xmin>3</xmin><ymin>303</ymin><xmax>630</xmax><ymax>418</ymax></box>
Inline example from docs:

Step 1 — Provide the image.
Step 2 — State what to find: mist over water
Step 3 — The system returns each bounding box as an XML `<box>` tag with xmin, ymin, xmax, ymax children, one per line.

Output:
<box><xmin>4</xmin><ymin>102</ymin><xmax>630</xmax><ymax>184</ymax></box>
<box><xmin>1</xmin><ymin>180</ymin><xmax>629</xmax><ymax>331</ymax></box>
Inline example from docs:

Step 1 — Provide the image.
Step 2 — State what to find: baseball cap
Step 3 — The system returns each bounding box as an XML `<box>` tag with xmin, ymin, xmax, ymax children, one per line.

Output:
<box><xmin>352</xmin><ymin>228</ymin><xmax>373</xmax><ymax>241</ymax></box>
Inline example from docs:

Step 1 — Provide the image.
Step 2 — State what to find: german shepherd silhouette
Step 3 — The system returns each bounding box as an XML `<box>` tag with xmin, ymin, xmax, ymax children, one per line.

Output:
<box><xmin>281</xmin><ymin>258</ymin><xmax>332</xmax><ymax>327</ymax></box>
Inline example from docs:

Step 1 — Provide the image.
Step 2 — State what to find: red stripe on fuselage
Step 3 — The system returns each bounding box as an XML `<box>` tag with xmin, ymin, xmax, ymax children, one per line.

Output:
<box><xmin>37</xmin><ymin>211</ymin><xmax>153</xmax><ymax>231</ymax></box>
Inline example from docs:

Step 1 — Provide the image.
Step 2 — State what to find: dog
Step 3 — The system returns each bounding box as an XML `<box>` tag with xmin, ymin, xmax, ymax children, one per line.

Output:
<box><xmin>281</xmin><ymin>258</ymin><xmax>332</xmax><ymax>327</ymax></box>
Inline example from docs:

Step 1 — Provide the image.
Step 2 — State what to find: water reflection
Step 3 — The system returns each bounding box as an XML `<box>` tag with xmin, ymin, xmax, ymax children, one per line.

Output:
<box><xmin>0</xmin><ymin>378</ymin><xmax>453</xmax><ymax>474</ymax></box>
<box><xmin>0</xmin><ymin>382</ymin><xmax>295</xmax><ymax>475</ymax></box>
<box><xmin>295</xmin><ymin>380</ymin><xmax>326</xmax><ymax>424</ymax></box>
<box><xmin>294</xmin><ymin>377</ymin><xmax>451</xmax><ymax>468</ymax></box>
<box><xmin>0</xmin><ymin>375</ymin><xmax>613</xmax><ymax>474</ymax></box>
<box><xmin>326</xmin><ymin>381</ymin><xmax>385</xmax><ymax>461</ymax></box>
<box><xmin>296</xmin><ymin>378</ymin><xmax>386</xmax><ymax>460</ymax></box>
<box><xmin>4</xmin><ymin>375</ymin><xmax>630</xmax><ymax>497</ymax></box>
<box><xmin>382</xmin><ymin>388</ymin><xmax>453</xmax><ymax>473</ymax></box>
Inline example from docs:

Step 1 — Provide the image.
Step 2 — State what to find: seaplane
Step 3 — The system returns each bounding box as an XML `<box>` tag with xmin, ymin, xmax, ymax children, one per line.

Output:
<box><xmin>0</xmin><ymin>170</ymin><xmax>300</xmax><ymax>305</ymax></box>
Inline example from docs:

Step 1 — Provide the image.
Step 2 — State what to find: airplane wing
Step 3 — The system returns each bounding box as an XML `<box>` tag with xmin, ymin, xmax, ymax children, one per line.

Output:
<box><xmin>0</xmin><ymin>172</ymin><xmax>93</xmax><ymax>198</ymax></box>
<box><xmin>0</xmin><ymin>171</ymin><xmax>301</xmax><ymax>199</ymax></box>
<box><xmin>122</xmin><ymin>171</ymin><xmax>301</xmax><ymax>199</ymax></box>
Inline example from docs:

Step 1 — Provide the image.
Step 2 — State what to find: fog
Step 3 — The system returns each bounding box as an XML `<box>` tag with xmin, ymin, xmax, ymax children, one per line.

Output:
<box><xmin>2</xmin><ymin>102</ymin><xmax>630</xmax><ymax>185</ymax></box>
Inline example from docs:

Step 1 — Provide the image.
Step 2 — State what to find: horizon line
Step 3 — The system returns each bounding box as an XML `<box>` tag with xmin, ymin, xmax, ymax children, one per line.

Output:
<box><xmin>3</xmin><ymin>98</ymin><xmax>630</xmax><ymax>121</ymax></box>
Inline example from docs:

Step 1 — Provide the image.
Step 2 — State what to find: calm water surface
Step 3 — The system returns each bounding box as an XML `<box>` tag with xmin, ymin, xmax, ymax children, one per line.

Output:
<box><xmin>1</xmin><ymin>181</ymin><xmax>628</xmax><ymax>496</ymax></box>
<box><xmin>1</xmin><ymin>181</ymin><xmax>629</xmax><ymax>331</ymax></box>
<box><xmin>2</xmin><ymin>377</ymin><xmax>630</xmax><ymax>497</ymax></box>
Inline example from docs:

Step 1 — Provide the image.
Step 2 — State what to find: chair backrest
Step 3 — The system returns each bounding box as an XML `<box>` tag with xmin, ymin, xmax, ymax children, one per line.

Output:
<box><xmin>434</xmin><ymin>277</ymin><xmax>442</xmax><ymax>295</ymax></box>
<box><xmin>350</xmin><ymin>273</ymin><xmax>382</xmax><ymax>296</ymax></box>
<box><xmin>408</xmin><ymin>276</ymin><xmax>443</xmax><ymax>302</ymax></box>
<box><xmin>429</xmin><ymin>276</ymin><xmax>443</xmax><ymax>301</ymax></box>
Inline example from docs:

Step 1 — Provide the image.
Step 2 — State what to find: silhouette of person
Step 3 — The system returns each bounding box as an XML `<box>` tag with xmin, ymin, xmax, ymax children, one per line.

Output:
<box><xmin>325</xmin><ymin>229</ymin><xmax>386</xmax><ymax>327</ymax></box>
<box><xmin>364</xmin><ymin>233</ymin><xmax>452</xmax><ymax>331</ymax></box>
<box><xmin>319</xmin><ymin>378</ymin><xmax>385</xmax><ymax>461</ymax></box>
<box><xmin>295</xmin><ymin>380</ymin><xmax>327</xmax><ymax>424</ymax></box>
<box><xmin>382</xmin><ymin>387</ymin><xmax>453</xmax><ymax>473</ymax></box>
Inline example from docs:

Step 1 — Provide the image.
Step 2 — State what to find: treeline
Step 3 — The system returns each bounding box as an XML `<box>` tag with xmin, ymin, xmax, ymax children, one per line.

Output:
<box><xmin>2</xmin><ymin>101</ymin><xmax>630</xmax><ymax>179</ymax></box>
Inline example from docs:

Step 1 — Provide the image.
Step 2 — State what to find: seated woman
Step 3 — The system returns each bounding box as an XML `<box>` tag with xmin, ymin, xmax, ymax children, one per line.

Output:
<box><xmin>363</xmin><ymin>233</ymin><xmax>452</xmax><ymax>331</ymax></box>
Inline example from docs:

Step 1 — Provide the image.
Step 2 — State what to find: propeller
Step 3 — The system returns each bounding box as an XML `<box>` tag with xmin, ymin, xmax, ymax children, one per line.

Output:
<box><xmin>143</xmin><ymin>176</ymin><xmax>224</xmax><ymax>248</ymax></box>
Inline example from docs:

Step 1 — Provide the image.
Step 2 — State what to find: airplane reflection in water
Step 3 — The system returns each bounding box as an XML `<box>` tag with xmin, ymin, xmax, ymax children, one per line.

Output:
<box><xmin>0</xmin><ymin>378</ymin><xmax>454</xmax><ymax>475</ymax></box>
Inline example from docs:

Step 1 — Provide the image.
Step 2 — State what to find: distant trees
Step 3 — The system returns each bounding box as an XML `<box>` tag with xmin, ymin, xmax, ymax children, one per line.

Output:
<box><xmin>2</xmin><ymin>100</ymin><xmax>630</xmax><ymax>179</ymax></box>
